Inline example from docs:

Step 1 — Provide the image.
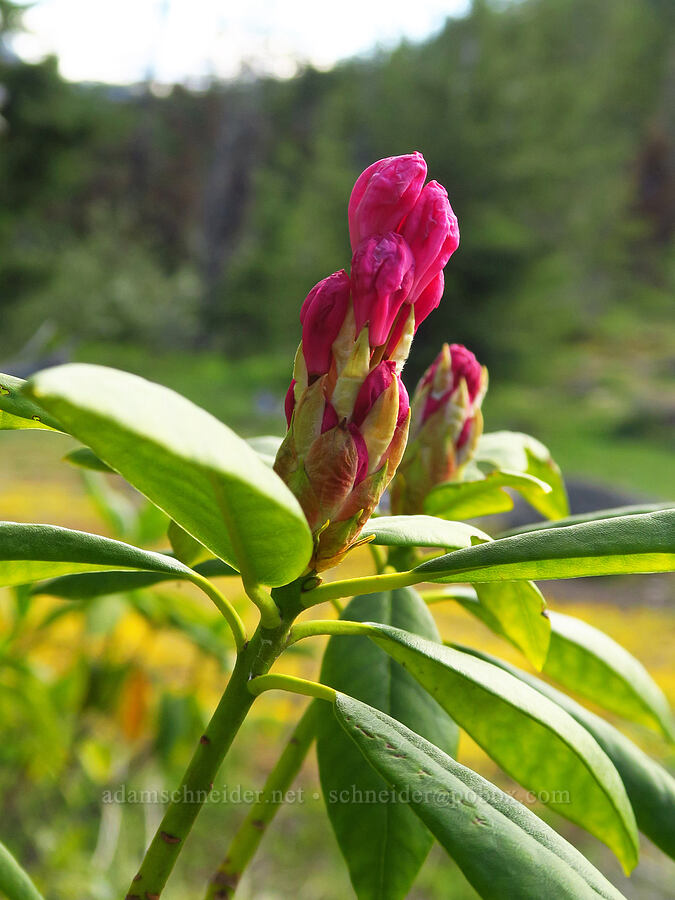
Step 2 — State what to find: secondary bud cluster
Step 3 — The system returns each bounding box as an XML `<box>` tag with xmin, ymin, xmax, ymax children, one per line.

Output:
<box><xmin>275</xmin><ymin>152</ymin><xmax>459</xmax><ymax>571</ymax></box>
<box><xmin>391</xmin><ymin>343</ymin><xmax>487</xmax><ymax>516</ymax></box>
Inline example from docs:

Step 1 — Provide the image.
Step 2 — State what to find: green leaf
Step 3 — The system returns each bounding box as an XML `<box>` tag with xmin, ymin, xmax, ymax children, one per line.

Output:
<box><xmin>0</xmin><ymin>521</ymin><xmax>193</xmax><ymax>588</ymax></box>
<box><xmin>361</xmin><ymin>515</ymin><xmax>491</xmax><ymax>549</ymax></box>
<box><xmin>360</xmin><ymin>625</ymin><xmax>638</xmax><ymax>870</ymax></box>
<box><xmin>413</xmin><ymin>510</ymin><xmax>675</xmax><ymax>583</ymax></box>
<box><xmin>446</xmin><ymin>592</ymin><xmax>673</xmax><ymax>735</ymax></box>
<box><xmin>32</xmin><ymin>558</ymin><xmax>237</xmax><ymax>600</ymax></box>
<box><xmin>424</xmin><ymin>469</ymin><xmax>553</xmax><ymax>520</ymax></box>
<box><xmin>316</xmin><ymin>588</ymin><xmax>459</xmax><ymax>900</ymax></box>
<box><xmin>0</xmin><ymin>373</ymin><xmax>61</xmax><ymax>432</ymax></box>
<box><xmin>63</xmin><ymin>447</ymin><xmax>114</xmax><ymax>472</ymax></box>
<box><xmin>459</xmin><ymin>645</ymin><xmax>675</xmax><ymax>860</ymax></box>
<box><xmin>25</xmin><ymin>364</ymin><xmax>313</xmax><ymax>586</ymax></box>
<box><xmin>0</xmin><ymin>839</ymin><xmax>45</xmax><ymax>900</ymax></box>
<box><xmin>334</xmin><ymin>694</ymin><xmax>625</xmax><ymax>900</ymax></box>
<box><xmin>475</xmin><ymin>430</ymin><xmax>569</xmax><ymax>519</ymax></box>
<box><xmin>247</xmin><ymin>435</ymin><xmax>283</xmax><ymax>467</ymax></box>
<box><xmin>543</xmin><ymin>611</ymin><xmax>675</xmax><ymax>741</ymax></box>
<box><xmin>499</xmin><ymin>503</ymin><xmax>675</xmax><ymax>537</ymax></box>
<box><xmin>168</xmin><ymin>519</ymin><xmax>210</xmax><ymax>566</ymax></box>
<box><xmin>474</xmin><ymin>581</ymin><xmax>550</xmax><ymax>670</ymax></box>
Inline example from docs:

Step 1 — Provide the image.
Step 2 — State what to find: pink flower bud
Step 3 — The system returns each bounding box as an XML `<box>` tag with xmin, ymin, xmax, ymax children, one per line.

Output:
<box><xmin>390</xmin><ymin>343</ymin><xmax>487</xmax><ymax>515</ymax></box>
<box><xmin>348</xmin><ymin>423</ymin><xmax>369</xmax><ymax>484</ymax></box>
<box><xmin>352</xmin><ymin>360</ymin><xmax>396</xmax><ymax>427</ymax></box>
<box><xmin>412</xmin><ymin>271</ymin><xmax>444</xmax><ymax>331</ymax></box>
<box><xmin>348</xmin><ymin>152</ymin><xmax>427</xmax><ymax>249</ymax></box>
<box><xmin>351</xmin><ymin>233</ymin><xmax>415</xmax><ymax>347</ymax></box>
<box><xmin>400</xmin><ymin>181</ymin><xmax>459</xmax><ymax>303</ymax></box>
<box><xmin>284</xmin><ymin>379</ymin><xmax>296</xmax><ymax>426</ymax></box>
<box><xmin>397</xmin><ymin>376</ymin><xmax>410</xmax><ymax>425</ymax></box>
<box><xmin>449</xmin><ymin>343</ymin><xmax>483</xmax><ymax>404</ymax></box>
<box><xmin>321</xmin><ymin>401</ymin><xmax>339</xmax><ymax>433</ymax></box>
<box><xmin>300</xmin><ymin>270</ymin><xmax>351</xmax><ymax>377</ymax></box>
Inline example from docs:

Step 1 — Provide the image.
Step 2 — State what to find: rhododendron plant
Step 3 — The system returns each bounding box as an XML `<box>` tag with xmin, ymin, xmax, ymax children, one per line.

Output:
<box><xmin>392</xmin><ymin>342</ymin><xmax>487</xmax><ymax>515</ymax></box>
<box><xmin>276</xmin><ymin>153</ymin><xmax>459</xmax><ymax>570</ymax></box>
<box><xmin>0</xmin><ymin>152</ymin><xmax>673</xmax><ymax>900</ymax></box>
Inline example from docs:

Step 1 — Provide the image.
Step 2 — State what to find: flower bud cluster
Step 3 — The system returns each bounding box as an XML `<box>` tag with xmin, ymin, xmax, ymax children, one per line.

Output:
<box><xmin>391</xmin><ymin>343</ymin><xmax>488</xmax><ymax>516</ymax></box>
<box><xmin>275</xmin><ymin>152</ymin><xmax>459</xmax><ymax>571</ymax></box>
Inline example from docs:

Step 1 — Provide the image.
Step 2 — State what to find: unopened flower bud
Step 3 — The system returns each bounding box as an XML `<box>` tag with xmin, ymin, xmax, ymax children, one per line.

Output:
<box><xmin>351</xmin><ymin>233</ymin><xmax>415</xmax><ymax>348</ymax></box>
<box><xmin>400</xmin><ymin>181</ymin><xmax>459</xmax><ymax>303</ymax></box>
<box><xmin>276</xmin><ymin>153</ymin><xmax>460</xmax><ymax>570</ymax></box>
<box><xmin>300</xmin><ymin>270</ymin><xmax>351</xmax><ymax>378</ymax></box>
<box><xmin>391</xmin><ymin>343</ymin><xmax>487</xmax><ymax>516</ymax></box>
<box><xmin>348</xmin><ymin>151</ymin><xmax>427</xmax><ymax>249</ymax></box>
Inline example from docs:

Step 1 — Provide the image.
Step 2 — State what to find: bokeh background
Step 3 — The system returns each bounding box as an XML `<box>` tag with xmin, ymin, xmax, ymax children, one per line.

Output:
<box><xmin>0</xmin><ymin>0</ymin><xmax>673</xmax><ymax>897</ymax></box>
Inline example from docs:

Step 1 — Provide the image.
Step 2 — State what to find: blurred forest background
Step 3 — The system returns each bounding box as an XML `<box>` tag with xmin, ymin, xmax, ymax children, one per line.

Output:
<box><xmin>0</xmin><ymin>1</ymin><xmax>674</xmax><ymax>898</ymax></box>
<box><xmin>1</xmin><ymin>0</ymin><xmax>674</xmax><ymax>495</ymax></box>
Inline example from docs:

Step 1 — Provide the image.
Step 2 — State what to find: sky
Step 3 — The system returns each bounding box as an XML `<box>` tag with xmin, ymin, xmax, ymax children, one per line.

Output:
<box><xmin>11</xmin><ymin>0</ymin><xmax>470</xmax><ymax>85</ymax></box>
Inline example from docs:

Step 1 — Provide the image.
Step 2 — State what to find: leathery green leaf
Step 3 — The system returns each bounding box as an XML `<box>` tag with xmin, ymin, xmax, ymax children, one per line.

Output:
<box><xmin>361</xmin><ymin>515</ymin><xmax>490</xmax><ymax>550</ymax></box>
<box><xmin>0</xmin><ymin>839</ymin><xmax>45</xmax><ymax>900</ymax></box>
<box><xmin>0</xmin><ymin>522</ymin><xmax>193</xmax><ymax>588</ymax></box>
<box><xmin>63</xmin><ymin>447</ymin><xmax>114</xmax><ymax>472</ymax></box>
<box><xmin>360</xmin><ymin>625</ymin><xmax>639</xmax><ymax>870</ymax></box>
<box><xmin>316</xmin><ymin>589</ymin><xmax>459</xmax><ymax>900</ymax></box>
<box><xmin>498</xmin><ymin>503</ymin><xmax>674</xmax><ymax>537</ymax></box>
<box><xmin>476</xmin><ymin>430</ymin><xmax>569</xmax><ymax>519</ymax></box>
<box><xmin>32</xmin><ymin>558</ymin><xmax>237</xmax><ymax>600</ymax></box>
<box><xmin>335</xmin><ymin>694</ymin><xmax>626</xmax><ymax>900</ymax></box>
<box><xmin>424</xmin><ymin>469</ymin><xmax>552</xmax><ymax>521</ymax></box>
<box><xmin>25</xmin><ymin>364</ymin><xmax>313</xmax><ymax>586</ymax></box>
<box><xmin>0</xmin><ymin>373</ymin><xmax>61</xmax><ymax>431</ymax></box>
<box><xmin>413</xmin><ymin>510</ymin><xmax>675</xmax><ymax>583</ymax></box>
<box><xmin>460</xmin><ymin>645</ymin><xmax>675</xmax><ymax>860</ymax></box>
<box><xmin>474</xmin><ymin>581</ymin><xmax>550</xmax><ymax>669</ymax></box>
<box><xmin>544</xmin><ymin>611</ymin><xmax>675</xmax><ymax>741</ymax></box>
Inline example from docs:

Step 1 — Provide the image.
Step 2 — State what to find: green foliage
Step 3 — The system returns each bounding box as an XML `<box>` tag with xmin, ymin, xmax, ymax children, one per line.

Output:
<box><xmin>0</xmin><ymin>354</ymin><xmax>673</xmax><ymax>898</ymax></box>
<box><xmin>0</xmin><ymin>839</ymin><xmax>44</xmax><ymax>900</ymax></box>
<box><xmin>316</xmin><ymin>589</ymin><xmax>459</xmax><ymax>900</ymax></box>
<box><xmin>334</xmin><ymin>694</ymin><xmax>626</xmax><ymax>900</ymax></box>
<box><xmin>461</xmin><ymin>646</ymin><xmax>675</xmax><ymax>861</ymax></box>
<box><xmin>25</xmin><ymin>363</ymin><xmax>313</xmax><ymax>586</ymax></box>
<box><xmin>414</xmin><ymin>510</ymin><xmax>675</xmax><ymax>583</ymax></box>
<box><xmin>357</xmin><ymin>625</ymin><xmax>639</xmax><ymax>869</ymax></box>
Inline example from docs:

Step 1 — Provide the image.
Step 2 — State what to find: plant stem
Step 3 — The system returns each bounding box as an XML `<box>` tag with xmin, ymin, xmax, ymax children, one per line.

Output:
<box><xmin>247</xmin><ymin>673</ymin><xmax>336</xmax><ymax>702</ymax></box>
<box><xmin>203</xmin><ymin>701</ymin><xmax>319</xmax><ymax>900</ymax></box>
<box><xmin>287</xmin><ymin>618</ymin><xmax>374</xmax><ymax>645</ymax></box>
<box><xmin>301</xmin><ymin>570</ymin><xmax>418</xmax><ymax>608</ymax></box>
<box><xmin>188</xmin><ymin>572</ymin><xmax>247</xmax><ymax>651</ymax></box>
<box><xmin>123</xmin><ymin>595</ymin><xmax>300</xmax><ymax>899</ymax></box>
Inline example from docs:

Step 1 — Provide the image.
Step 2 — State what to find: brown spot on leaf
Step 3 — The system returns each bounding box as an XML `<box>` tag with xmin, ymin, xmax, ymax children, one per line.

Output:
<box><xmin>200</xmin><ymin>734</ymin><xmax>210</xmax><ymax>744</ymax></box>
<box><xmin>160</xmin><ymin>831</ymin><xmax>181</xmax><ymax>844</ymax></box>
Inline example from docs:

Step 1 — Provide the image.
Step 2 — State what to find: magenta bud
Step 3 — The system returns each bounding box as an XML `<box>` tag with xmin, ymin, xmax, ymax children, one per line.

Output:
<box><xmin>412</xmin><ymin>272</ymin><xmax>444</xmax><ymax>331</ymax></box>
<box><xmin>396</xmin><ymin>376</ymin><xmax>410</xmax><ymax>425</ymax></box>
<box><xmin>284</xmin><ymin>379</ymin><xmax>296</xmax><ymax>426</ymax></box>
<box><xmin>449</xmin><ymin>343</ymin><xmax>483</xmax><ymax>403</ymax></box>
<box><xmin>351</xmin><ymin>233</ymin><xmax>415</xmax><ymax>347</ymax></box>
<box><xmin>300</xmin><ymin>270</ymin><xmax>351</xmax><ymax>377</ymax></box>
<box><xmin>352</xmin><ymin>360</ymin><xmax>396</xmax><ymax>427</ymax></box>
<box><xmin>321</xmin><ymin>401</ymin><xmax>339</xmax><ymax>433</ymax></box>
<box><xmin>401</xmin><ymin>181</ymin><xmax>459</xmax><ymax>303</ymax></box>
<box><xmin>348</xmin><ymin>152</ymin><xmax>427</xmax><ymax>250</ymax></box>
<box><xmin>348</xmin><ymin>423</ymin><xmax>369</xmax><ymax>484</ymax></box>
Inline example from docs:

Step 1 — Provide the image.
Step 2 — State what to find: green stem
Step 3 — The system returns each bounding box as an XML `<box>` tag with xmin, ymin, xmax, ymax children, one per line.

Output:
<box><xmin>287</xmin><ymin>618</ymin><xmax>374</xmax><ymax>645</ymax></box>
<box><xmin>187</xmin><ymin>572</ymin><xmax>247</xmax><ymax>651</ymax></box>
<box><xmin>242</xmin><ymin>580</ymin><xmax>282</xmax><ymax>628</ymax></box>
<box><xmin>247</xmin><ymin>673</ymin><xmax>336</xmax><ymax>703</ymax></box>
<box><xmin>301</xmin><ymin>570</ymin><xmax>418</xmax><ymax>608</ymax></box>
<box><xmin>124</xmin><ymin>592</ymin><xmax>301</xmax><ymax>899</ymax></box>
<box><xmin>203</xmin><ymin>702</ymin><xmax>320</xmax><ymax>900</ymax></box>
